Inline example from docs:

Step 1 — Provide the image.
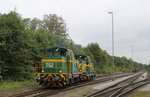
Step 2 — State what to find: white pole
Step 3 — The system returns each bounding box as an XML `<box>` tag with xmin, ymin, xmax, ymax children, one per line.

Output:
<box><xmin>108</xmin><ymin>12</ymin><xmax>115</xmax><ymax>81</ymax></box>
<box><xmin>132</xmin><ymin>46</ymin><xmax>133</xmax><ymax>71</ymax></box>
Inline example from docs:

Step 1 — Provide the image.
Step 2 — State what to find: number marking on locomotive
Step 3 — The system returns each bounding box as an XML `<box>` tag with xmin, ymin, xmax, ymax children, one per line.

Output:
<box><xmin>46</xmin><ymin>62</ymin><xmax>54</xmax><ymax>67</ymax></box>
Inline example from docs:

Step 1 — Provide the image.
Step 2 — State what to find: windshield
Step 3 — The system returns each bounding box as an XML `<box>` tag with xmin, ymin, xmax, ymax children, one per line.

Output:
<box><xmin>46</xmin><ymin>48</ymin><xmax>67</xmax><ymax>56</ymax></box>
<box><xmin>60</xmin><ymin>50</ymin><xmax>66</xmax><ymax>56</ymax></box>
<box><xmin>47</xmin><ymin>49</ymin><xmax>55</xmax><ymax>56</ymax></box>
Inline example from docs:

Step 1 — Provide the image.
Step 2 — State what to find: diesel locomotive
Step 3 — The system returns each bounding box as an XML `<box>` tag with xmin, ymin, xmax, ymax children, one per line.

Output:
<box><xmin>35</xmin><ymin>47</ymin><xmax>96</xmax><ymax>87</ymax></box>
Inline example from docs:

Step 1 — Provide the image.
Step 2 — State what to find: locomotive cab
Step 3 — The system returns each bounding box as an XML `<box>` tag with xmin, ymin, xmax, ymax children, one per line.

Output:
<box><xmin>41</xmin><ymin>48</ymin><xmax>68</xmax><ymax>74</ymax></box>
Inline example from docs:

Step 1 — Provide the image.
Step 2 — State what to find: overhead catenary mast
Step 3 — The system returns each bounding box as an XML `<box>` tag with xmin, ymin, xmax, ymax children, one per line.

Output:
<box><xmin>132</xmin><ymin>46</ymin><xmax>133</xmax><ymax>71</ymax></box>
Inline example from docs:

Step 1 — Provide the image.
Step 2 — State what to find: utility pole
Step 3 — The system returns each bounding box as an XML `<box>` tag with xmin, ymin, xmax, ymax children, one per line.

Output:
<box><xmin>108</xmin><ymin>12</ymin><xmax>115</xmax><ymax>81</ymax></box>
<box><xmin>132</xmin><ymin>46</ymin><xmax>134</xmax><ymax>72</ymax></box>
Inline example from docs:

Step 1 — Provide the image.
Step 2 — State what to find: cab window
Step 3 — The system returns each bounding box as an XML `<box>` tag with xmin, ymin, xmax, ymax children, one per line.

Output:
<box><xmin>60</xmin><ymin>49</ymin><xmax>66</xmax><ymax>56</ymax></box>
<box><xmin>47</xmin><ymin>49</ymin><xmax>55</xmax><ymax>56</ymax></box>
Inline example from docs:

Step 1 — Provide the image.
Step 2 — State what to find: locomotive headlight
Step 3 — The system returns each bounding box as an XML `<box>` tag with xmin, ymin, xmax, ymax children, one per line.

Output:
<box><xmin>42</xmin><ymin>68</ymin><xmax>44</xmax><ymax>73</ymax></box>
<box><xmin>80</xmin><ymin>69</ymin><xmax>82</xmax><ymax>72</ymax></box>
<box><xmin>59</xmin><ymin>68</ymin><xmax>62</xmax><ymax>73</ymax></box>
<box><xmin>37</xmin><ymin>76</ymin><xmax>41</xmax><ymax>80</ymax></box>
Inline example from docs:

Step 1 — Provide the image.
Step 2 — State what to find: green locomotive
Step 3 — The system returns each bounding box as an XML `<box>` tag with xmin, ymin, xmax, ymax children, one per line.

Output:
<box><xmin>35</xmin><ymin>47</ymin><xmax>96</xmax><ymax>87</ymax></box>
<box><xmin>75</xmin><ymin>55</ymin><xmax>96</xmax><ymax>80</ymax></box>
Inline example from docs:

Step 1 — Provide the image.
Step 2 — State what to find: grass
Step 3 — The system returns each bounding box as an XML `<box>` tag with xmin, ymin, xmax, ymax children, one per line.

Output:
<box><xmin>130</xmin><ymin>91</ymin><xmax>150</xmax><ymax>97</ymax></box>
<box><xmin>0</xmin><ymin>80</ymin><xmax>37</xmax><ymax>90</ymax></box>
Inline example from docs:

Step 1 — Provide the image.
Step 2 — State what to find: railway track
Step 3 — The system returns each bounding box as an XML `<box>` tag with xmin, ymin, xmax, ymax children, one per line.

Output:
<box><xmin>95</xmin><ymin>72</ymin><xmax>126</xmax><ymax>78</ymax></box>
<box><xmin>87</xmin><ymin>72</ymin><xmax>149</xmax><ymax>97</ymax></box>
<box><xmin>10</xmin><ymin>73</ymin><xmax>133</xmax><ymax>97</ymax></box>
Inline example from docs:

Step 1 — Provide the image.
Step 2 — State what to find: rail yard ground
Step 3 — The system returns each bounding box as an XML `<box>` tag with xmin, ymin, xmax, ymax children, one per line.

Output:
<box><xmin>0</xmin><ymin>84</ymin><xmax>42</xmax><ymax>97</ymax></box>
<box><xmin>87</xmin><ymin>72</ymin><xmax>150</xmax><ymax>97</ymax></box>
<box><xmin>121</xmin><ymin>72</ymin><xmax>150</xmax><ymax>97</ymax></box>
<box><xmin>0</xmin><ymin>72</ymin><xmax>150</xmax><ymax>97</ymax></box>
<box><xmin>53</xmin><ymin>72</ymin><xmax>150</xmax><ymax>97</ymax></box>
<box><xmin>52</xmin><ymin>73</ymin><xmax>143</xmax><ymax>97</ymax></box>
<box><xmin>130</xmin><ymin>79</ymin><xmax>150</xmax><ymax>97</ymax></box>
<box><xmin>52</xmin><ymin>72</ymin><xmax>150</xmax><ymax>97</ymax></box>
<box><xmin>0</xmin><ymin>73</ymin><xmax>126</xmax><ymax>97</ymax></box>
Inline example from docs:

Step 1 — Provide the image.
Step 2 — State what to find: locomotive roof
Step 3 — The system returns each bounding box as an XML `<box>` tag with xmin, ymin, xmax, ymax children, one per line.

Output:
<box><xmin>75</xmin><ymin>55</ymin><xmax>90</xmax><ymax>59</ymax></box>
<box><xmin>48</xmin><ymin>47</ymin><xmax>68</xmax><ymax>51</ymax></box>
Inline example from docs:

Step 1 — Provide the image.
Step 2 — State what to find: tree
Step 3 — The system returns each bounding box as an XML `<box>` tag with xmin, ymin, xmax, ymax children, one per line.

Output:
<box><xmin>24</xmin><ymin>18</ymin><xmax>42</xmax><ymax>31</ymax></box>
<box><xmin>42</xmin><ymin>14</ymin><xmax>68</xmax><ymax>38</ymax></box>
<box><xmin>87</xmin><ymin>43</ymin><xmax>101</xmax><ymax>63</ymax></box>
<box><xmin>0</xmin><ymin>11</ymin><xmax>34</xmax><ymax>81</ymax></box>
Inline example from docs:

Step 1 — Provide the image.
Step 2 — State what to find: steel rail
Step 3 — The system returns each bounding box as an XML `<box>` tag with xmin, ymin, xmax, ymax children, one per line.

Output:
<box><xmin>115</xmin><ymin>73</ymin><xmax>150</xmax><ymax>97</ymax></box>
<box><xmin>110</xmin><ymin>73</ymin><xmax>145</xmax><ymax>97</ymax></box>
<box><xmin>87</xmin><ymin>72</ymin><xmax>143</xmax><ymax>97</ymax></box>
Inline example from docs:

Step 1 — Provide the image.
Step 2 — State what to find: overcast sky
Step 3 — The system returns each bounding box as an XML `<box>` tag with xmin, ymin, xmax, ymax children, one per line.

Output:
<box><xmin>0</xmin><ymin>0</ymin><xmax>150</xmax><ymax>64</ymax></box>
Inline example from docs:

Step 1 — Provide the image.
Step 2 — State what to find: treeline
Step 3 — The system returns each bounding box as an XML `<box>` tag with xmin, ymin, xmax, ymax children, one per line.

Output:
<box><xmin>0</xmin><ymin>11</ymin><xmax>147</xmax><ymax>81</ymax></box>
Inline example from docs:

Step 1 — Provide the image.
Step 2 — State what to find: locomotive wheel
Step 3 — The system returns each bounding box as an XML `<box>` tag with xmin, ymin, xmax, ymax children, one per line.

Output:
<box><xmin>77</xmin><ymin>78</ymin><xmax>80</xmax><ymax>82</ymax></box>
<box><xmin>68</xmin><ymin>79</ymin><xmax>73</xmax><ymax>85</ymax></box>
<box><xmin>39</xmin><ymin>81</ymin><xmax>43</xmax><ymax>85</ymax></box>
<box><xmin>71</xmin><ymin>78</ymin><xmax>75</xmax><ymax>83</ymax></box>
<box><xmin>44</xmin><ymin>80</ymin><xmax>48</xmax><ymax>86</ymax></box>
<box><xmin>75</xmin><ymin>78</ymin><xmax>79</xmax><ymax>82</ymax></box>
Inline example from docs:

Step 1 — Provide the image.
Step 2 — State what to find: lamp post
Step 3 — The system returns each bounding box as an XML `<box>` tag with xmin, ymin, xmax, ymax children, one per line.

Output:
<box><xmin>108</xmin><ymin>12</ymin><xmax>115</xmax><ymax>81</ymax></box>
<box><xmin>132</xmin><ymin>46</ymin><xmax>133</xmax><ymax>71</ymax></box>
